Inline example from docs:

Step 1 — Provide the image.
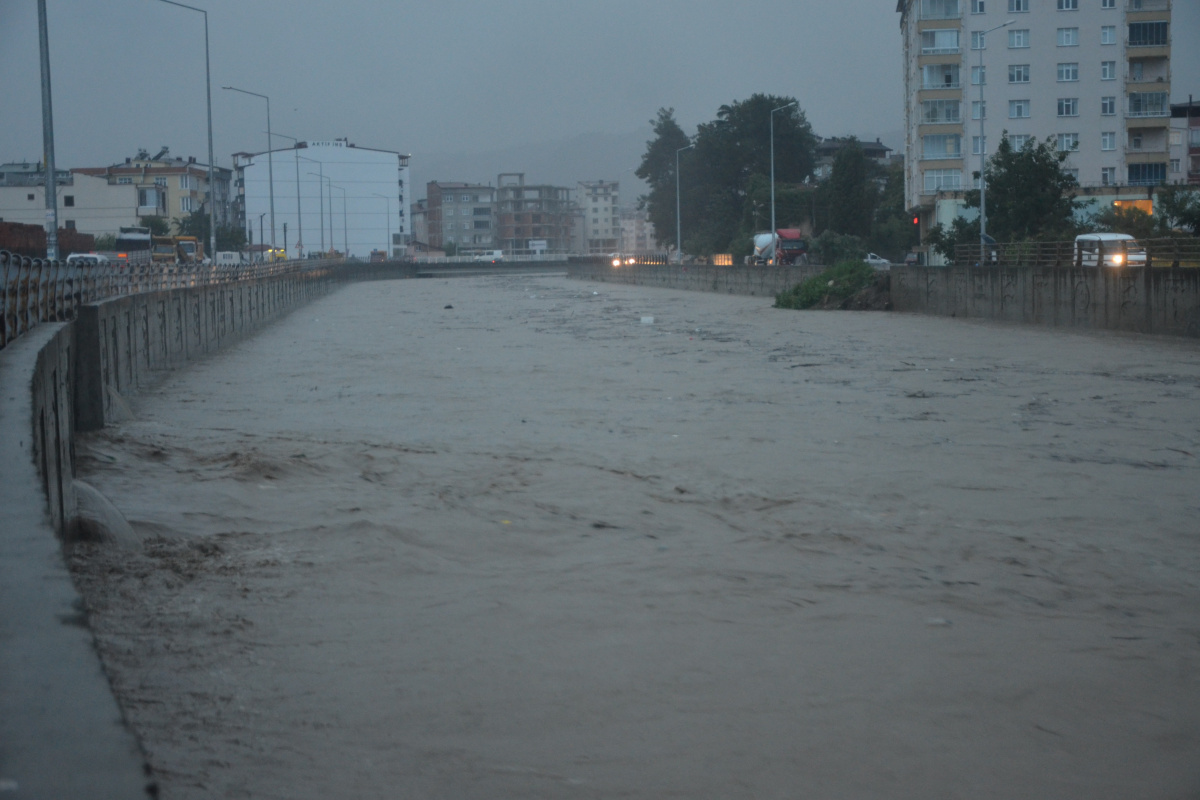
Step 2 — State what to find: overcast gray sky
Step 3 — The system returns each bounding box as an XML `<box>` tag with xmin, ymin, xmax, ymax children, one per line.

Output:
<box><xmin>2</xmin><ymin>0</ymin><xmax>1197</xmax><ymax>194</ymax></box>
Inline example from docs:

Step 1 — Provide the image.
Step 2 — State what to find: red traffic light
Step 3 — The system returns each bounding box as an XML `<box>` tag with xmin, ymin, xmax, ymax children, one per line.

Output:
<box><xmin>912</xmin><ymin>216</ymin><xmax>920</xmax><ymax>225</ymax></box>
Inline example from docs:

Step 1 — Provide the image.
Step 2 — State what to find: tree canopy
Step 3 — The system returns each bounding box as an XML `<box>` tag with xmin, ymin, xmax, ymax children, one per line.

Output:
<box><xmin>637</xmin><ymin>95</ymin><xmax>817</xmax><ymax>255</ymax></box>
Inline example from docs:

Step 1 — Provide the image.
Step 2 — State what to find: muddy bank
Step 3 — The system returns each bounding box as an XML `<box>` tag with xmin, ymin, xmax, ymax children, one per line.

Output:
<box><xmin>71</xmin><ymin>275</ymin><xmax>1200</xmax><ymax>799</ymax></box>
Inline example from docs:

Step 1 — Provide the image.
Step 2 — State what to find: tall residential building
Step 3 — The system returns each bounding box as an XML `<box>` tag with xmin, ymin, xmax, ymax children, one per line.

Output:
<box><xmin>74</xmin><ymin>147</ymin><xmax>232</xmax><ymax>230</ymax></box>
<box><xmin>426</xmin><ymin>182</ymin><xmax>496</xmax><ymax>253</ymax></box>
<box><xmin>899</xmin><ymin>0</ymin><xmax>1173</xmax><ymax>249</ymax></box>
<box><xmin>618</xmin><ymin>206</ymin><xmax>656</xmax><ymax>253</ymax></box>
<box><xmin>578</xmin><ymin>180</ymin><xmax>620</xmax><ymax>254</ymax></box>
<box><xmin>494</xmin><ymin>173</ymin><xmax>573</xmax><ymax>255</ymax></box>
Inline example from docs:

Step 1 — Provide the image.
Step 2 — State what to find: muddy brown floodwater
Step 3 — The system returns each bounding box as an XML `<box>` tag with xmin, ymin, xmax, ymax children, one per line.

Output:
<box><xmin>70</xmin><ymin>275</ymin><xmax>1200</xmax><ymax>799</ymax></box>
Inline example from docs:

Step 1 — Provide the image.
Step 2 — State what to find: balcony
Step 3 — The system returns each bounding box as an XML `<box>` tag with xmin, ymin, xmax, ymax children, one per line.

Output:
<box><xmin>1126</xmin><ymin>0</ymin><xmax>1169</xmax><ymax>11</ymax></box>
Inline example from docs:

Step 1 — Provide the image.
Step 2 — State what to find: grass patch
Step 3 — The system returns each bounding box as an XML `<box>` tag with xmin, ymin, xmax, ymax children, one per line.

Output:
<box><xmin>775</xmin><ymin>260</ymin><xmax>877</xmax><ymax>310</ymax></box>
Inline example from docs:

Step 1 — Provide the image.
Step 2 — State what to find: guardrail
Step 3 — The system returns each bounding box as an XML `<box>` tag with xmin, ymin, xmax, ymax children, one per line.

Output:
<box><xmin>952</xmin><ymin>237</ymin><xmax>1200</xmax><ymax>268</ymax></box>
<box><xmin>0</xmin><ymin>250</ymin><xmax>343</xmax><ymax>350</ymax></box>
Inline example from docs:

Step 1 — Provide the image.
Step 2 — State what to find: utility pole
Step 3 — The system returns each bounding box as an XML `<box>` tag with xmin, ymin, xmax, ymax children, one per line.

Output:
<box><xmin>38</xmin><ymin>0</ymin><xmax>59</xmax><ymax>260</ymax></box>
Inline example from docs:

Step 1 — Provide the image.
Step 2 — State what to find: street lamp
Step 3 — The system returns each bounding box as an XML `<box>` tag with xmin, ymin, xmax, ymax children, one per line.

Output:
<box><xmin>770</xmin><ymin>101</ymin><xmax>799</xmax><ymax>263</ymax></box>
<box><xmin>330</xmin><ymin>184</ymin><xmax>348</xmax><ymax>257</ymax></box>
<box><xmin>675</xmin><ymin>142</ymin><xmax>695</xmax><ymax>264</ymax></box>
<box><xmin>156</xmin><ymin>0</ymin><xmax>216</xmax><ymax>262</ymax></box>
<box><xmin>299</xmin><ymin>158</ymin><xmax>326</xmax><ymax>253</ymax></box>
<box><xmin>306</xmin><ymin>170</ymin><xmax>331</xmax><ymax>254</ymax></box>
<box><xmin>372</xmin><ymin>193</ymin><xmax>391</xmax><ymax>256</ymax></box>
<box><xmin>976</xmin><ymin>19</ymin><xmax>1015</xmax><ymax>259</ymax></box>
<box><xmin>269</xmin><ymin>131</ymin><xmax>303</xmax><ymax>258</ymax></box>
<box><xmin>222</xmin><ymin>85</ymin><xmax>275</xmax><ymax>249</ymax></box>
<box><xmin>257</xmin><ymin>213</ymin><xmax>266</xmax><ymax>262</ymax></box>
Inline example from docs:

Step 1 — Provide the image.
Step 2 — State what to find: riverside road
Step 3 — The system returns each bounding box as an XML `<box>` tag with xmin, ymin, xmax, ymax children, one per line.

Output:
<box><xmin>70</xmin><ymin>273</ymin><xmax>1199</xmax><ymax>800</ymax></box>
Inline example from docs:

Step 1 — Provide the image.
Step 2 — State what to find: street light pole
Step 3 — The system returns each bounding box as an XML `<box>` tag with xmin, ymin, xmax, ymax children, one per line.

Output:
<box><xmin>770</xmin><ymin>101</ymin><xmax>798</xmax><ymax>264</ymax></box>
<box><xmin>156</xmin><ymin>0</ymin><xmax>217</xmax><ymax>262</ymax></box>
<box><xmin>299</xmin><ymin>158</ymin><xmax>325</xmax><ymax>253</ymax></box>
<box><xmin>675</xmin><ymin>143</ymin><xmax>694</xmax><ymax>264</ymax></box>
<box><xmin>330</xmin><ymin>184</ymin><xmax>347</xmax><ymax>256</ymax></box>
<box><xmin>37</xmin><ymin>0</ymin><xmax>58</xmax><ymax>260</ymax></box>
<box><xmin>373</xmin><ymin>193</ymin><xmax>391</xmax><ymax>256</ymax></box>
<box><xmin>270</xmin><ymin>131</ymin><xmax>303</xmax><ymax>258</ymax></box>
<box><xmin>977</xmin><ymin>19</ymin><xmax>1015</xmax><ymax>258</ymax></box>
<box><xmin>223</xmin><ymin>85</ymin><xmax>275</xmax><ymax>249</ymax></box>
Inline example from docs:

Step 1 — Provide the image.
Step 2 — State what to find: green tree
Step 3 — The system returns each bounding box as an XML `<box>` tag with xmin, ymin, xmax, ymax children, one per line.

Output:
<box><xmin>825</xmin><ymin>140</ymin><xmax>875</xmax><ymax>238</ymax></box>
<box><xmin>93</xmin><ymin>233</ymin><xmax>117</xmax><ymax>250</ymax></box>
<box><xmin>1155</xmin><ymin>186</ymin><xmax>1200</xmax><ymax>236</ymax></box>
<box><xmin>1090</xmin><ymin>204</ymin><xmax>1158</xmax><ymax>240</ymax></box>
<box><xmin>139</xmin><ymin>215</ymin><xmax>169</xmax><ymax>236</ymax></box>
<box><xmin>174</xmin><ymin>210</ymin><xmax>208</xmax><ymax>240</ymax></box>
<box><xmin>637</xmin><ymin>96</ymin><xmax>817</xmax><ymax>255</ymax></box>
<box><xmin>869</xmin><ymin>160</ymin><xmax>919</xmax><ymax>260</ymax></box>
<box><xmin>926</xmin><ymin>135</ymin><xmax>1081</xmax><ymax>259</ymax></box>
<box><xmin>635</xmin><ymin>108</ymin><xmax>692</xmax><ymax>249</ymax></box>
<box><xmin>216</xmin><ymin>224</ymin><xmax>246</xmax><ymax>251</ymax></box>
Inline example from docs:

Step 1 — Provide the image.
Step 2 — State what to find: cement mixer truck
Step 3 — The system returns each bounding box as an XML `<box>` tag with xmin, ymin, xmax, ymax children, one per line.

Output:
<box><xmin>750</xmin><ymin>229</ymin><xmax>809</xmax><ymax>266</ymax></box>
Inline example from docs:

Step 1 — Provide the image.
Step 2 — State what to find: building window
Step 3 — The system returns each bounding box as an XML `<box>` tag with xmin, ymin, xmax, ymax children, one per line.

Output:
<box><xmin>1008</xmin><ymin>29</ymin><xmax>1029</xmax><ymax>48</ymax></box>
<box><xmin>1009</xmin><ymin>134</ymin><xmax>1031</xmax><ymax>149</ymax></box>
<box><xmin>920</xmin><ymin>0</ymin><xmax>961</xmax><ymax>19</ymax></box>
<box><xmin>971</xmin><ymin>0</ymin><xmax>985</xmax><ymax>11</ymax></box>
<box><xmin>971</xmin><ymin>31</ymin><xmax>986</xmax><ymax>50</ymax></box>
<box><xmin>1128</xmin><ymin>91</ymin><xmax>1169</xmax><ymax>117</ymax></box>
<box><xmin>1057</xmin><ymin>0</ymin><xmax>1077</xmax><ymax>9</ymax></box>
<box><xmin>921</xmin><ymin>64</ymin><xmax>960</xmax><ymax>88</ymax></box>
<box><xmin>1101</xmin><ymin>96</ymin><xmax>1116</xmax><ymax>115</ymax></box>
<box><xmin>1009</xmin><ymin>64</ymin><xmax>1030</xmax><ymax>82</ymax></box>
<box><xmin>1057</xmin><ymin>98</ymin><xmax>1079</xmax><ymax>116</ymax></box>
<box><xmin>1057</xmin><ymin>28</ymin><xmax>1078</xmax><ymax>46</ymax></box>
<box><xmin>461</xmin><ymin>194</ymin><xmax>470</xmax><ymax>202</ymax></box>
<box><xmin>1128</xmin><ymin>21</ymin><xmax>1168</xmax><ymax>47</ymax></box>
<box><xmin>922</xmin><ymin>134</ymin><xmax>963</xmax><ymax>159</ymax></box>
<box><xmin>971</xmin><ymin>66</ymin><xmax>986</xmax><ymax>85</ymax></box>
<box><xmin>63</xmin><ymin>195</ymin><xmax>75</xmax><ymax>207</ymax></box>
<box><xmin>64</xmin><ymin>219</ymin><xmax>75</xmax><ymax>230</ymax></box>
<box><xmin>27</xmin><ymin>193</ymin><xmax>34</xmax><ymax>201</ymax></box>
<box><xmin>1064</xmin><ymin>169</ymin><xmax>1079</xmax><ymax>181</ymax></box>
<box><xmin>921</xmin><ymin>29</ymin><xmax>960</xmax><ymax>53</ymax></box>
<box><xmin>180</xmin><ymin>196</ymin><xmax>193</xmax><ymax>212</ymax></box>
<box><xmin>1171</xmin><ymin>159</ymin><xmax>1182</xmax><ymax>174</ymax></box>
<box><xmin>1100</xmin><ymin>61</ymin><xmax>1116</xmax><ymax>80</ymax></box>
<box><xmin>1008</xmin><ymin>0</ymin><xmax>1027</xmax><ymax>11</ymax></box>
<box><xmin>154</xmin><ymin>177</ymin><xmax>167</xmax><ymax>187</ymax></box>
<box><xmin>973</xmin><ymin>100</ymin><xmax>987</xmax><ymax>119</ymax></box>
<box><xmin>922</xmin><ymin>99</ymin><xmax>961</xmax><ymax>123</ymax></box>
<box><xmin>1101</xmin><ymin>131</ymin><xmax>1116</xmax><ymax>150</ymax></box>
<box><xmin>1057</xmin><ymin>63</ymin><xmax>1078</xmax><ymax>81</ymax></box>
<box><xmin>1101</xmin><ymin>167</ymin><xmax>1116</xmax><ymax>185</ymax></box>
<box><xmin>1057</xmin><ymin>133</ymin><xmax>1080</xmax><ymax>152</ymax></box>
<box><xmin>1101</xmin><ymin>0</ymin><xmax>1115</xmax><ymax>7</ymax></box>
<box><xmin>1128</xmin><ymin>163</ymin><xmax>1166</xmax><ymax>185</ymax></box>
<box><xmin>1009</xmin><ymin>99</ymin><xmax>1030</xmax><ymax>118</ymax></box>
<box><xmin>1101</xmin><ymin>25</ymin><xmax>1116</xmax><ymax>45</ymax></box>
<box><xmin>117</xmin><ymin>177</ymin><xmax>132</xmax><ymax>184</ymax></box>
<box><xmin>923</xmin><ymin>169</ymin><xmax>963</xmax><ymax>193</ymax></box>
<box><xmin>972</xmin><ymin>135</ymin><xmax>987</xmax><ymax>155</ymax></box>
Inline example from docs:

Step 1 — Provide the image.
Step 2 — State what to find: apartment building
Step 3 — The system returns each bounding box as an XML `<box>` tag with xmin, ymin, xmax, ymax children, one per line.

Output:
<box><xmin>427</xmin><ymin>182</ymin><xmax>496</xmax><ymax>253</ymax></box>
<box><xmin>1171</xmin><ymin>101</ymin><xmax>1200</xmax><ymax>185</ymax></box>
<box><xmin>578</xmin><ymin>180</ymin><xmax>620</xmax><ymax>254</ymax></box>
<box><xmin>494</xmin><ymin>173</ymin><xmax>573</xmax><ymax>255</ymax></box>
<box><xmin>899</xmin><ymin>0</ymin><xmax>1174</xmax><ymax>246</ymax></box>
<box><xmin>619</xmin><ymin>206</ymin><xmax>657</xmax><ymax>253</ymax></box>
<box><xmin>0</xmin><ymin>162</ymin><xmax>141</xmax><ymax>237</ymax></box>
<box><xmin>75</xmin><ymin>147</ymin><xmax>232</xmax><ymax>230</ymax></box>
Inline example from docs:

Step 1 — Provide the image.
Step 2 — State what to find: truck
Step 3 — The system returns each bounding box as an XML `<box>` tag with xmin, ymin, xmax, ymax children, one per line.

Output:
<box><xmin>150</xmin><ymin>234</ymin><xmax>206</xmax><ymax>266</ymax></box>
<box><xmin>750</xmin><ymin>229</ymin><xmax>809</xmax><ymax>266</ymax></box>
<box><xmin>98</xmin><ymin>226</ymin><xmax>153</xmax><ymax>269</ymax></box>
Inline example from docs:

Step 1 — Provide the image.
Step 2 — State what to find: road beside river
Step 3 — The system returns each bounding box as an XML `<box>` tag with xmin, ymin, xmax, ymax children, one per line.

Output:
<box><xmin>71</xmin><ymin>275</ymin><xmax>1200</xmax><ymax>799</ymax></box>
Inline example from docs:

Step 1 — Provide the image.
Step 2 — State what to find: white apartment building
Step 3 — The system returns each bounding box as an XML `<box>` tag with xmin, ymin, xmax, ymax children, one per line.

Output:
<box><xmin>578</xmin><ymin>180</ymin><xmax>620</xmax><ymax>254</ymax></box>
<box><xmin>618</xmin><ymin>206</ymin><xmax>656</xmax><ymax>253</ymax></box>
<box><xmin>0</xmin><ymin>164</ymin><xmax>140</xmax><ymax>237</ymax></box>
<box><xmin>899</xmin><ymin>0</ymin><xmax>1174</xmax><ymax>249</ymax></box>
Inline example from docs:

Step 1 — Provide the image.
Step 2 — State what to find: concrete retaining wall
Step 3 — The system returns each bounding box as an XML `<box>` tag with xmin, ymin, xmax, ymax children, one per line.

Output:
<box><xmin>890</xmin><ymin>265</ymin><xmax>1200</xmax><ymax>338</ymax></box>
<box><xmin>0</xmin><ymin>259</ymin><xmax>415</xmax><ymax>798</ymax></box>
<box><xmin>568</xmin><ymin>262</ymin><xmax>827</xmax><ymax>297</ymax></box>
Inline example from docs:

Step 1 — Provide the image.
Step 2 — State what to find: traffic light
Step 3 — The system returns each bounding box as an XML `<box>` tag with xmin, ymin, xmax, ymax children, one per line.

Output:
<box><xmin>912</xmin><ymin>214</ymin><xmax>920</xmax><ymax>226</ymax></box>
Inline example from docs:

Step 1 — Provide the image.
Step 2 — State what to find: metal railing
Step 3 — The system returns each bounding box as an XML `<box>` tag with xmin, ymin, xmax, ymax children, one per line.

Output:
<box><xmin>951</xmin><ymin>237</ymin><xmax>1200</xmax><ymax>268</ymax></box>
<box><xmin>1</xmin><ymin>250</ymin><xmax>340</xmax><ymax>350</ymax></box>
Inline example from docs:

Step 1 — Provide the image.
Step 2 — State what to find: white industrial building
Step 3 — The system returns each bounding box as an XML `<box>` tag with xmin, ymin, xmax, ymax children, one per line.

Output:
<box><xmin>234</xmin><ymin>139</ymin><xmax>410</xmax><ymax>259</ymax></box>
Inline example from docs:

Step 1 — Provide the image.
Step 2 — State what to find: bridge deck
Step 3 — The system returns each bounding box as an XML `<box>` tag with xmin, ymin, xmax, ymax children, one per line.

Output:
<box><xmin>70</xmin><ymin>275</ymin><xmax>1200</xmax><ymax>799</ymax></box>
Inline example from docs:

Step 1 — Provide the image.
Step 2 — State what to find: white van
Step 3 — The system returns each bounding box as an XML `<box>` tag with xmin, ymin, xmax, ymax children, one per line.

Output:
<box><xmin>473</xmin><ymin>250</ymin><xmax>504</xmax><ymax>263</ymax></box>
<box><xmin>1074</xmin><ymin>233</ymin><xmax>1147</xmax><ymax>268</ymax></box>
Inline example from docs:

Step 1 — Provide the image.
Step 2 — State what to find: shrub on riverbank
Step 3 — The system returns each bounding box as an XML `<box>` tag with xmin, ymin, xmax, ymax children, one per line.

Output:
<box><xmin>775</xmin><ymin>261</ymin><xmax>882</xmax><ymax>310</ymax></box>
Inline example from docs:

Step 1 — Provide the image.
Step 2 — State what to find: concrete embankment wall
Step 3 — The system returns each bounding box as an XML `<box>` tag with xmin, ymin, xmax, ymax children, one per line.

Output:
<box><xmin>0</xmin><ymin>260</ymin><xmax>414</xmax><ymax>798</ymax></box>
<box><xmin>568</xmin><ymin>262</ymin><xmax>1200</xmax><ymax>338</ymax></box>
<box><xmin>890</xmin><ymin>265</ymin><xmax>1200</xmax><ymax>338</ymax></box>
<box><xmin>568</xmin><ymin>261</ymin><xmax>826</xmax><ymax>297</ymax></box>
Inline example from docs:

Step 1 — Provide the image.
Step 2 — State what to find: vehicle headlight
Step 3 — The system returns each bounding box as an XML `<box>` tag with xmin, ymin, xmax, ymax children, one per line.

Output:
<box><xmin>612</xmin><ymin>258</ymin><xmax>621</xmax><ymax>267</ymax></box>
<box><xmin>1112</xmin><ymin>254</ymin><xmax>1123</xmax><ymax>266</ymax></box>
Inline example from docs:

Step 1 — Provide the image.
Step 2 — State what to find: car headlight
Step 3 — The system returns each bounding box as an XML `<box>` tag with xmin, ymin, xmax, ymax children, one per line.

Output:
<box><xmin>612</xmin><ymin>258</ymin><xmax>621</xmax><ymax>267</ymax></box>
<box><xmin>1112</xmin><ymin>254</ymin><xmax>1123</xmax><ymax>266</ymax></box>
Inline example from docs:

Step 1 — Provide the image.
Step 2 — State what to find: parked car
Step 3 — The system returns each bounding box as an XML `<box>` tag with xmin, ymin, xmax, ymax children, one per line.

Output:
<box><xmin>863</xmin><ymin>253</ymin><xmax>891</xmax><ymax>270</ymax></box>
<box><xmin>1074</xmin><ymin>233</ymin><xmax>1146</xmax><ymax>267</ymax></box>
